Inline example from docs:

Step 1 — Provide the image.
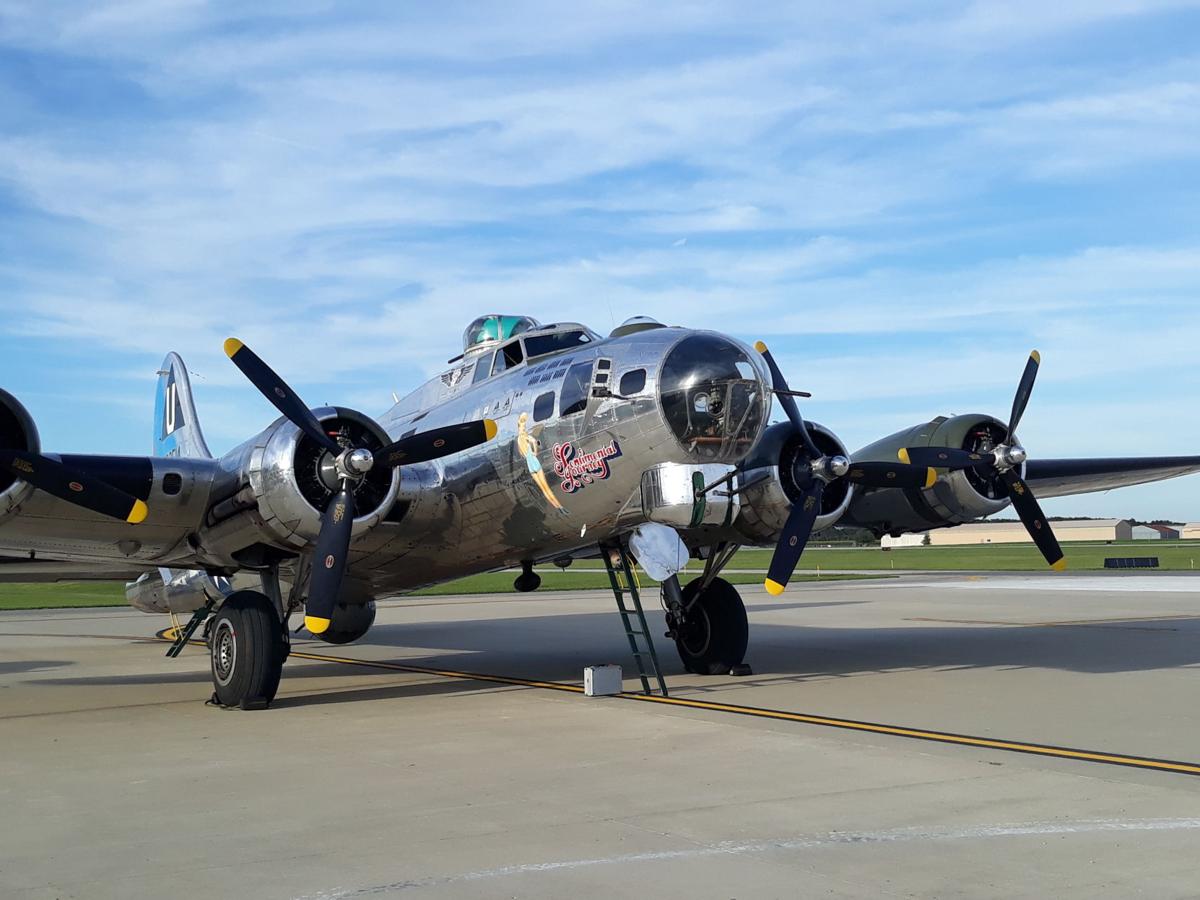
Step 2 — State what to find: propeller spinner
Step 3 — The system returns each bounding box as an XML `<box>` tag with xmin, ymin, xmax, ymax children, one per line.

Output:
<box><xmin>224</xmin><ymin>338</ymin><xmax>498</xmax><ymax>634</ymax></box>
<box><xmin>754</xmin><ymin>341</ymin><xmax>937</xmax><ymax>595</ymax></box>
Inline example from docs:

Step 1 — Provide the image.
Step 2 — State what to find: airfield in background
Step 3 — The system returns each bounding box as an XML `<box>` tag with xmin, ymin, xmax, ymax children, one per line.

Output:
<box><xmin>4</xmin><ymin>540</ymin><xmax>1200</xmax><ymax>611</ymax></box>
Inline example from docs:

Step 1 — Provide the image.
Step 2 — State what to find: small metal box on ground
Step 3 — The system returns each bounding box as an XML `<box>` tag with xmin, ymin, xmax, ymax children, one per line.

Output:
<box><xmin>584</xmin><ymin>664</ymin><xmax>623</xmax><ymax>696</ymax></box>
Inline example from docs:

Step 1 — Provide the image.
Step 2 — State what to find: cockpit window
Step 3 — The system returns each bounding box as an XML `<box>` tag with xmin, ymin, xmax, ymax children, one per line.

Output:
<box><xmin>492</xmin><ymin>340</ymin><xmax>525</xmax><ymax>375</ymax></box>
<box><xmin>524</xmin><ymin>330</ymin><xmax>592</xmax><ymax>360</ymax></box>
<box><xmin>472</xmin><ymin>352</ymin><xmax>494</xmax><ymax>384</ymax></box>
<box><xmin>659</xmin><ymin>335</ymin><xmax>766</xmax><ymax>462</ymax></box>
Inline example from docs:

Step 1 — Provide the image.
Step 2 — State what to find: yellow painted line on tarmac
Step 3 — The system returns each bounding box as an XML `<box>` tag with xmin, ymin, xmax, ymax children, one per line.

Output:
<box><xmin>616</xmin><ymin>694</ymin><xmax>1200</xmax><ymax>776</ymax></box>
<box><xmin>157</xmin><ymin>628</ymin><xmax>1200</xmax><ymax>777</ymax></box>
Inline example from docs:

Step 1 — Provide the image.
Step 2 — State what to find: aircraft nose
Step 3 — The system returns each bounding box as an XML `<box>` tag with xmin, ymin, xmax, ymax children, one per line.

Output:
<box><xmin>658</xmin><ymin>334</ymin><xmax>770</xmax><ymax>463</ymax></box>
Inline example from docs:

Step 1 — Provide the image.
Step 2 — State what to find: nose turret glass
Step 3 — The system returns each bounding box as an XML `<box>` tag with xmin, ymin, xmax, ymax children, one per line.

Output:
<box><xmin>658</xmin><ymin>335</ymin><xmax>768</xmax><ymax>462</ymax></box>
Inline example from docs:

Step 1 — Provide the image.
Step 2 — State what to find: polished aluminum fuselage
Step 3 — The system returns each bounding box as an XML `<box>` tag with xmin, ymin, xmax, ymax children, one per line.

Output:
<box><xmin>345</xmin><ymin>326</ymin><xmax>758</xmax><ymax>595</ymax></box>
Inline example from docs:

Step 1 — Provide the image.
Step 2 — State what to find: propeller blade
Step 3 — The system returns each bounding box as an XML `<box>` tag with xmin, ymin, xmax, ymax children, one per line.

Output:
<box><xmin>754</xmin><ymin>341</ymin><xmax>822</xmax><ymax>460</ymax></box>
<box><xmin>305</xmin><ymin>485</ymin><xmax>356</xmax><ymax>634</ymax></box>
<box><xmin>0</xmin><ymin>449</ymin><xmax>148</xmax><ymax>523</ymax></box>
<box><xmin>1007</xmin><ymin>350</ymin><xmax>1040</xmax><ymax>438</ymax></box>
<box><xmin>764</xmin><ymin>480</ymin><xmax>824</xmax><ymax>596</ymax></box>
<box><xmin>846</xmin><ymin>461</ymin><xmax>938</xmax><ymax>490</ymax></box>
<box><xmin>899</xmin><ymin>447</ymin><xmax>994</xmax><ymax>471</ymax></box>
<box><xmin>1000</xmin><ymin>468</ymin><xmax>1065</xmax><ymax>571</ymax></box>
<box><xmin>224</xmin><ymin>338</ymin><xmax>340</xmax><ymax>455</ymax></box>
<box><xmin>377</xmin><ymin>419</ymin><xmax>498</xmax><ymax>468</ymax></box>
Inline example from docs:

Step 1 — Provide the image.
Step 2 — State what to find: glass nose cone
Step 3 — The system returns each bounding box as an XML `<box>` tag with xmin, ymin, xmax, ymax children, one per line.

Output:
<box><xmin>658</xmin><ymin>335</ymin><xmax>769</xmax><ymax>463</ymax></box>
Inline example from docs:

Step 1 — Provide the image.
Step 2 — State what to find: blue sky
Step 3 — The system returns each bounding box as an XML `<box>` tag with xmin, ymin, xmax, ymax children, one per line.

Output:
<box><xmin>2</xmin><ymin>1</ymin><xmax>1199</xmax><ymax>519</ymax></box>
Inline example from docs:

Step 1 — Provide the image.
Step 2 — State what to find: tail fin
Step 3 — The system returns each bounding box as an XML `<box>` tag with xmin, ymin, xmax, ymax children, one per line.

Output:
<box><xmin>154</xmin><ymin>352</ymin><xmax>212</xmax><ymax>459</ymax></box>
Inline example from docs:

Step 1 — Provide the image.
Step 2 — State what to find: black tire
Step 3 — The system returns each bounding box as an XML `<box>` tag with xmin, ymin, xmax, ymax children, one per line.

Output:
<box><xmin>209</xmin><ymin>590</ymin><xmax>287</xmax><ymax>710</ymax></box>
<box><xmin>673</xmin><ymin>576</ymin><xmax>748</xmax><ymax>675</ymax></box>
<box><xmin>513</xmin><ymin>571</ymin><xmax>542</xmax><ymax>593</ymax></box>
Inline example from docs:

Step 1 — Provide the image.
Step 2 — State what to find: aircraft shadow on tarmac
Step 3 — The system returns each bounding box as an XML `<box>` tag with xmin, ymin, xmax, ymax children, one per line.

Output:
<box><xmin>26</xmin><ymin>605</ymin><xmax>1200</xmax><ymax>707</ymax></box>
<box><xmin>353</xmin><ymin>610</ymin><xmax>1200</xmax><ymax>681</ymax></box>
<box><xmin>32</xmin><ymin>662</ymin><xmax>514</xmax><ymax>707</ymax></box>
<box><xmin>0</xmin><ymin>659</ymin><xmax>73</xmax><ymax>676</ymax></box>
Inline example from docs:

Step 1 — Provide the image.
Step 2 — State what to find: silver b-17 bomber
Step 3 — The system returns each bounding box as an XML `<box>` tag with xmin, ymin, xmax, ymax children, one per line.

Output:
<box><xmin>3</xmin><ymin>314</ymin><xmax>1200</xmax><ymax>708</ymax></box>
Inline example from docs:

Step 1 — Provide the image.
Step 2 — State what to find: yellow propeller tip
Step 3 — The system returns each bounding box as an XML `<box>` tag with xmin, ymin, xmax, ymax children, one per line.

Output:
<box><xmin>1051</xmin><ymin>558</ymin><xmax>1067</xmax><ymax>572</ymax></box>
<box><xmin>483</xmin><ymin>419</ymin><xmax>498</xmax><ymax>441</ymax></box>
<box><xmin>126</xmin><ymin>499</ymin><xmax>149</xmax><ymax>524</ymax></box>
<box><xmin>924</xmin><ymin>468</ymin><xmax>937</xmax><ymax>489</ymax></box>
<box><xmin>1030</xmin><ymin>350</ymin><xmax>1041</xmax><ymax>364</ymax></box>
<box><xmin>764</xmin><ymin>579</ymin><xmax>785</xmax><ymax>596</ymax></box>
<box><xmin>223</xmin><ymin>337</ymin><xmax>244</xmax><ymax>358</ymax></box>
<box><xmin>754</xmin><ymin>340</ymin><xmax>768</xmax><ymax>353</ymax></box>
<box><xmin>897</xmin><ymin>448</ymin><xmax>911</xmax><ymax>464</ymax></box>
<box><xmin>304</xmin><ymin>615</ymin><xmax>331</xmax><ymax>634</ymax></box>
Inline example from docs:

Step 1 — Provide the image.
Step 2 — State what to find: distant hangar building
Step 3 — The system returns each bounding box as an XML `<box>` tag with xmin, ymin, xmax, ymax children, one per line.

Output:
<box><xmin>921</xmin><ymin>519</ymin><xmax>1133</xmax><ymax>546</ymax></box>
<box><xmin>1132</xmin><ymin>524</ymin><xmax>1180</xmax><ymax>540</ymax></box>
<box><xmin>880</xmin><ymin>533</ymin><xmax>926</xmax><ymax>548</ymax></box>
<box><xmin>1183</xmin><ymin>524</ymin><xmax>1200</xmax><ymax>540</ymax></box>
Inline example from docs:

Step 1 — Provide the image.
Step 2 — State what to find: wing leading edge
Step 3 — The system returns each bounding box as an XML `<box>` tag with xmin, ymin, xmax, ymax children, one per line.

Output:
<box><xmin>1025</xmin><ymin>456</ymin><xmax>1200</xmax><ymax>499</ymax></box>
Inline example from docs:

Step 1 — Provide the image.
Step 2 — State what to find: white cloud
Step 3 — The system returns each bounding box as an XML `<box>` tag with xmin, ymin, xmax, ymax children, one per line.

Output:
<box><xmin>1</xmin><ymin>1</ymin><xmax>1198</xmax><ymax>521</ymax></box>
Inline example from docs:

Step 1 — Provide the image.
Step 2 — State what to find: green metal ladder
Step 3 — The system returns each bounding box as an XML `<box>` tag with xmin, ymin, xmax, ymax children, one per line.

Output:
<box><xmin>600</xmin><ymin>542</ymin><xmax>668</xmax><ymax>697</ymax></box>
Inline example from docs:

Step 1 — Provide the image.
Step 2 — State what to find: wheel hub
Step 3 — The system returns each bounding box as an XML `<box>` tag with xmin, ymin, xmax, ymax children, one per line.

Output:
<box><xmin>675</xmin><ymin>605</ymin><xmax>712</xmax><ymax>657</ymax></box>
<box><xmin>212</xmin><ymin>620</ymin><xmax>237</xmax><ymax>686</ymax></box>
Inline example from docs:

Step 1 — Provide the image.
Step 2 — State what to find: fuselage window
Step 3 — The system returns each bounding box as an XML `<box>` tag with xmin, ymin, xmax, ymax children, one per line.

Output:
<box><xmin>560</xmin><ymin>361</ymin><xmax>594</xmax><ymax>416</ymax></box>
<box><xmin>533</xmin><ymin>391</ymin><xmax>555</xmax><ymax>422</ymax></box>
<box><xmin>619</xmin><ymin>368</ymin><xmax>646</xmax><ymax>396</ymax></box>
<box><xmin>472</xmin><ymin>352</ymin><xmax>494</xmax><ymax>384</ymax></box>
<box><xmin>493</xmin><ymin>340</ymin><xmax>525</xmax><ymax>375</ymax></box>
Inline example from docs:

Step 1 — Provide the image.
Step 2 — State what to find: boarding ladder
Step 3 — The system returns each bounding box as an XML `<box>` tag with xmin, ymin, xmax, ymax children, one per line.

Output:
<box><xmin>600</xmin><ymin>542</ymin><xmax>669</xmax><ymax>697</ymax></box>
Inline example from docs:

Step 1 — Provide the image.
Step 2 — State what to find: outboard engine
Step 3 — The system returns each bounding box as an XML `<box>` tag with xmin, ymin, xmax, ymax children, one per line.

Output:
<box><xmin>844</xmin><ymin>414</ymin><xmax>1018</xmax><ymax>535</ymax></box>
<box><xmin>0</xmin><ymin>388</ymin><xmax>39</xmax><ymax>518</ymax></box>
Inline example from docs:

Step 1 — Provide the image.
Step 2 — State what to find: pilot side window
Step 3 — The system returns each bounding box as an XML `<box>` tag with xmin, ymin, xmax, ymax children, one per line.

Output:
<box><xmin>492</xmin><ymin>340</ymin><xmax>525</xmax><ymax>375</ymax></box>
<box><xmin>533</xmin><ymin>391</ymin><xmax>555</xmax><ymax>422</ymax></box>
<box><xmin>472</xmin><ymin>352</ymin><xmax>494</xmax><ymax>384</ymax></box>
<box><xmin>559</xmin><ymin>361</ymin><xmax>594</xmax><ymax>416</ymax></box>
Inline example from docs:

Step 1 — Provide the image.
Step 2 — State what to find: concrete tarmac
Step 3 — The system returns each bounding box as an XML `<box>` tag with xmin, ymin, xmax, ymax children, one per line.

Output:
<box><xmin>4</xmin><ymin>573</ymin><xmax>1200</xmax><ymax>898</ymax></box>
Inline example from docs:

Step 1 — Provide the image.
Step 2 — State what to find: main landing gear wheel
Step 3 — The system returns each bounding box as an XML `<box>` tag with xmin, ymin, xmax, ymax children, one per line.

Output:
<box><xmin>672</xmin><ymin>576</ymin><xmax>748</xmax><ymax>675</ymax></box>
<box><xmin>208</xmin><ymin>590</ymin><xmax>287</xmax><ymax>710</ymax></box>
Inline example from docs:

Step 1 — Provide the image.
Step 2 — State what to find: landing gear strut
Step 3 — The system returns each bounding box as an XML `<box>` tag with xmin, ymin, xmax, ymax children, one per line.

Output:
<box><xmin>208</xmin><ymin>589</ymin><xmax>288</xmax><ymax>710</ymax></box>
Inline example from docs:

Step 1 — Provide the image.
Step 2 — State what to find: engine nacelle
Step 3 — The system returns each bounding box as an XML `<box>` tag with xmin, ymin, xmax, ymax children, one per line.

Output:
<box><xmin>0</xmin><ymin>388</ymin><xmax>40</xmax><ymax>518</ymax></box>
<box><xmin>733</xmin><ymin>421</ymin><xmax>855</xmax><ymax>543</ymax></box>
<box><xmin>199</xmin><ymin>407</ymin><xmax>400</xmax><ymax>565</ymax></box>
<box><xmin>845</xmin><ymin>414</ymin><xmax>1020</xmax><ymax>536</ymax></box>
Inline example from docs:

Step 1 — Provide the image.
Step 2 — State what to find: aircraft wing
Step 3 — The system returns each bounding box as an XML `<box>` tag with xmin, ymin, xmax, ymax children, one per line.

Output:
<box><xmin>0</xmin><ymin>555</ymin><xmax>156</xmax><ymax>583</ymax></box>
<box><xmin>0</xmin><ymin>455</ymin><xmax>222</xmax><ymax>576</ymax></box>
<box><xmin>1024</xmin><ymin>456</ymin><xmax>1200</xmax><ymax>499</ymax></box>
